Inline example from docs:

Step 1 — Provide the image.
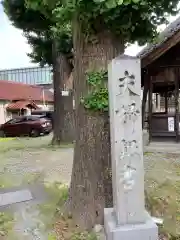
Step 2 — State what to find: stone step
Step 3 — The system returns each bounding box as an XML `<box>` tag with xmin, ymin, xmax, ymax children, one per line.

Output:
<box><xmin>0</xmin><ymin>189</ymin><xmax>32</xmax><ymax>207</ymax></box>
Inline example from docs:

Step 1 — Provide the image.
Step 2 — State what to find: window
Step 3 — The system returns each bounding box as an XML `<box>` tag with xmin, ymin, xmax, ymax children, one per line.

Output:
<box><xmin>26</xmin><ymin>116</ymin><xmax>45</xmax><ymax>121</ymax></box>
<box><xmin>7</xmin><ymin>119</ymin><xmax>18</xmax><ymax>124</ymax></box>
<box><xmin>6</xmin><ymin>117</ymin><xmax>26</xmax><ymax>124</ymax></box>
<box><xmin>26</xmin><ymin>116</ymin><xmax>38</xmax><ymax>121</ymax></box>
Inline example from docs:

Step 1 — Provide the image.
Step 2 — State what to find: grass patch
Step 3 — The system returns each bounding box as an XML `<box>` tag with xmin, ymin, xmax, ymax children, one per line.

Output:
<box><xmin>0</xmin><ymin>172</ymin><xmax>18</xmax><ymax>188</ymax></box>
<box><xmin>54</xmin><ymin>220</ymin><xmax>98</xmax><ymax>240</ymax></box>
<box><xmin>0</xmin><ymin>212</ymin><xmax>14</xmax><ymax>238</ymax></box>
<box><xmin>145</xmin><ymin>157</ymin><xmax>180</xmax><ymax>239</ymax></box>
<box><xmin>48</xmin><ymin>143</ymin><xmax>74</xmax><ymax>151</ymax></box>
<box><xmin>0</xmin><ymin>138</ymin><xmax>15</xmax><ymax>142</ymax></box>
<box><xmin>38</xmin><ymin>182</ymin><xmax>69</xmax><ymax>230</ymax></box>
<box><xmin>0</xmin><ymin>139</ymin><xmax>47</xmax><ymax>153</ymax></box>
<box><xmin>39</xmin><ymin>182</ymin><xmax>97</xmax><ymax>240</ymax></box>
<box><xmin>70</xmin><ymin>232</ymin><xmax>97</xmax><ymax>240</ymax></box>
<box><xmin>144</xmin><ymin>151</ymin><xmax>153</xmax><ymax>156</ymax></box>
<box><xmin>0</xmin><ymin>170</ymin><xmax>43</xmax><ymax>189</ymax></box>
<box><xmin>22</xmin><ymin>172</ymin><xmax>44</xmax><ymax>184</ymax></box>
<box><xmin>0</xmin><ymin>137</ymin><xmax>74</xmax><ymax>154</ymax></box>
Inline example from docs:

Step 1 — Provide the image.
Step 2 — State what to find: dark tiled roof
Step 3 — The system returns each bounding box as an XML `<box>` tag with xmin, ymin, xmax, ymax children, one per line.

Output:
<box><xmin>137</xmin><ymin>16</ymin><xmax>180</xmax><ymax>58</ymax></box>
<box><xmin>0</xmin><ymin>80</ymin><xmax>53</xmax><ymax>102</ymax></box>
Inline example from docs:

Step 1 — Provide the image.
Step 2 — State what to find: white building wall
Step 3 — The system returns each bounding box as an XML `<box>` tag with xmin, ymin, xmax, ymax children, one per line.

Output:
<box><xmin>0</xmin><ymin>100</ymin><xmax>54</xmax><ymax>124</ymax></box>
<box><xmin>36</xmin><ymin>103</ymin><xmax>54</xmax><ymax>110</ymax></box>
<box><xmin>0</xmin><ymin>100</ymin><xmax>12</xmax><ymax>124</ymax></box>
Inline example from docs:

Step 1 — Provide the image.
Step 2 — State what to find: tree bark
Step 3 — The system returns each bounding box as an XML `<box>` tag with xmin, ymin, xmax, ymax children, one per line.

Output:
<box><xmin>68</xmin><ymin>18</ymin><xmax>124</xmax><ymax>230</ymax></box>
<box><xmin>51</xmin><ymin>40</ymin><xmax>72</xmax><ymax>145</ymax></box>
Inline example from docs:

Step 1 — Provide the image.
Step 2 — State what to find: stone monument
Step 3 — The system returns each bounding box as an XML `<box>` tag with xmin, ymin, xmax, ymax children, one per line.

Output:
<box><xmin>104</xmin><ymin>55</ymin><xmax>158</xmax><ymax>240</ymax></box>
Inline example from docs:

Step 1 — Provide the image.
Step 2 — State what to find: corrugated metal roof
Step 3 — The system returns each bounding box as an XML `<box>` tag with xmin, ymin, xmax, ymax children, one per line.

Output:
<box><xmin>137</xmin><ymin>16</ymin><xmax>180</xmax><ymax>59</ymax></box>
<box><xmin>0</xmin><ymin>66</ymin><xmax>52</xmax><ymax>85</ymax></box>
<box><xmin>0</xmin><ymin>80</ymin><xmax>53</xmax><ymax>102</ymax></box>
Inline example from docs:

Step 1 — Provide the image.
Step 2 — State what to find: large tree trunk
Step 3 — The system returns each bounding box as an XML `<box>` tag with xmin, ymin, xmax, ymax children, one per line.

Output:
<box><xmin>68</xmin><ymin>19</ymin><xmax>124</xmax><ymax>230</ymax></box>
<box><xmin>52</xmin><ymin>40</ymin><xmax>72</xmax><ymax>145</ymax></box>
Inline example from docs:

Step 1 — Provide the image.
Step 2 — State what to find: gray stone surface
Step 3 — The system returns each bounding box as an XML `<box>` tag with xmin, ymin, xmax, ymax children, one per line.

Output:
<box><xmin>14</xmin><ymin>203</ymin><xmax>47</xmax><ymax>240</ymax></box>
<box><xmin>0</xmin><ymin>189</ymin><xmax>32</xmax><ymax>207</ymax></box>
<box><xmin>0</xmin><ymin>184</ymin><xmax>49</xmax><ymax>239</ymax></box>
<box><xmin>0</xmin><ymin>184</ymin><xmax>48</xmax><ymax>210</ymax></box>
<box><xmin>105</xmin><ymin>56</ymin><xmax>158</xmax><ymax>239</ymax></box>
<box><xmin>104</xmin><ymin>208</ymin><xmax>158</xmax><ymax>240</ymax></box>
<box><xmin>108</xmin><ymin>56</ymin><xmax>145</xmax><ymax>225</ymax></box>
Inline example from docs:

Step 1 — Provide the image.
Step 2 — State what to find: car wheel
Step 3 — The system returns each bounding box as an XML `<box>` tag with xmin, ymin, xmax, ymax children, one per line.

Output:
<box><xmin>0</xmin><ymin>130</ymin><xmax>5</xmax><ymax>137</ymax></box>
<box><xmin>44</xmin><ymin>131</ymin><xmax>50</xmax><ymax>135</ymax></box>
<box><xmin>30</xmin><ymin>129</ymin><xmax>40</xmax><ymax>137</ymax></box>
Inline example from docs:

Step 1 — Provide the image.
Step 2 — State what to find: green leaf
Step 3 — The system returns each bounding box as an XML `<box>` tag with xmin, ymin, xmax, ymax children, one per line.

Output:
<box><xmin>105</xmin><ymin>0</ymin><xmax>117</xmax><ymax>9</ymax></box>
<box><xmin>132</xmin><ymin>5</ymin><xmax>139</xmax><ymax>9</ymax></box>
<box><xmin>132</xmin><ymin>0</ymin><xmax>140</xmax><ymax>3</ymax></box>
<box><xmin>140</xmin><ymin>1</ymin><xmax>147</xmax><ymax>5</ymax></box>
<box><xmin>122</xmin><ymin>0</ymin><xmax>131</xmax><ymax>5</ymax></box>
<box><xmin>116</xmin><ymin>0</ymin><xmax>124</xmax><ymax>5</ymax></box>
<box><xmin>93</xmin><ymin>0</ymin><xmax>106</xmax><ymax>2</ymax></box>
<box><xmin>48</xmin><ymin>233</ymin><xmax>57</xmax><ymax>240</ymax></box>
<box><xmin>131</xmin><ymin>25</ymin><xmax>135</xmax><ymax>31</ymax></box>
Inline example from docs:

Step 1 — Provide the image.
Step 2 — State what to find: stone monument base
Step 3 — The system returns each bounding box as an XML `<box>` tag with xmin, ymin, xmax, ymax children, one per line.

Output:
<box><xmin>104</xmin><ymin>208</ymin><xmax>158</xmax><ymax>240</ymax></box>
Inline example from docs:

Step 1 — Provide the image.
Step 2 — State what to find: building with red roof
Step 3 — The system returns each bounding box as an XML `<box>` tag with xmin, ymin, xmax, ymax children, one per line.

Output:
<box><xmin>0</xmin><ymin>80</ymin><xmax>54</xmax><ymax>124</ymax></box>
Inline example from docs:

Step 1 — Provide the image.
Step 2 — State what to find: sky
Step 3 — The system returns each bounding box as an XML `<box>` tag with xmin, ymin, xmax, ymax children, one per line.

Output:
<box><xmin>0</xmin><ymin>3</ymin><xmax>36</xmax><ymax>70</ymax></box>
<box><xmin>0</xmin><ymin>3</ymin><xmax>179</xmax><ymax>70</ymax></box>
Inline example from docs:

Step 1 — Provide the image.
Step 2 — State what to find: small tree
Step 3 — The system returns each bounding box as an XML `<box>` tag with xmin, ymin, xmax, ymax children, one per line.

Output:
<box><xmin>3</xmin><ymin>0</ymin><xmax>73</xmax><ymax>144</ymax></box>
<box><xmin>51</xmin><ymin>25</ymin><xmax>73</xmax><ymax>144</ymax></box>
<box><xmin>26</xmin><ymin>0</ymin><xmax>179</xmax><ymax>230</ymax></box>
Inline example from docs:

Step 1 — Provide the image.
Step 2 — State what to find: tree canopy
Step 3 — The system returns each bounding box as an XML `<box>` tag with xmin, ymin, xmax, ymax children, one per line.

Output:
<box><xmin>26</xmin><ymin>0</ymin><xmax>179</xmax><ymax>45</ymax></box>
<box><xmin>4</xmin><ymin>0</ymin><xmax>179</xmax><ymax>65</ymax></box>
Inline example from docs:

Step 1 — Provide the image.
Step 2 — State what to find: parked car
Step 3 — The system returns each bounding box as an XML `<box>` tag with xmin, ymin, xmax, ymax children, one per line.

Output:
<box><xmin>0</xmin><ymin>115</ymin><xmax>52</xmax><ymax>137</ymax></box>
<box><xmin>31</xmin><ymin>110</ymin><xmax>54</xmax><ymax>126</ymax></box>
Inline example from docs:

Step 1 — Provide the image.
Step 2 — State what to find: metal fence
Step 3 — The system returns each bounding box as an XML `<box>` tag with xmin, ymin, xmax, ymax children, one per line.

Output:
<box><xmin>0</xmin><ymin>66</ymin><xmax>53</xmax><ymax>85</ymax></box>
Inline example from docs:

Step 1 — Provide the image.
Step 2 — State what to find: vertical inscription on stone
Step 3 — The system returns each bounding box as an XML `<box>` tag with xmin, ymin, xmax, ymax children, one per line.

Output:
<box><xmin>108</xmin><ymin>56</ymin><xmax>145</xmax><ymax>225</ymax></box>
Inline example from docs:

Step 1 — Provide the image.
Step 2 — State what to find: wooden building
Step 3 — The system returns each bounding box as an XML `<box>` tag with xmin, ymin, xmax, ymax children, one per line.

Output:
<box><xmin>138</xmin><ymin>16</ymin><xmax>180</xmax><ymax>142</ymax></box>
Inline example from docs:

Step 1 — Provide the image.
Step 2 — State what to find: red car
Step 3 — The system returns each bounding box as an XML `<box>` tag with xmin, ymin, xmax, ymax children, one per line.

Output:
<box><xmin>0</xmin><ymin>115</ymin><xmax>52</xmax><ymax>137</ymax></box>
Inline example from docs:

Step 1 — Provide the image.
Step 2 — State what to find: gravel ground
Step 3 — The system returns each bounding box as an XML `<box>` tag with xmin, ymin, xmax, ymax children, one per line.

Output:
<box><xmin>1</xmin><ymin>135</ymin><xmax>179</xmax><ymax>186</ymax></box>
<box><xmin>0</xmin><ymin>135</ymin><xmax>73</xmax><ymax>239</ymax></box>
<box><xmin>0</xmin><ymin>135</ymin><xmax>73</xmax><ymax>186</ymax></box>
<box><xmin>0</xmin><ymin>136</ymin><xmax>179</xmax><ymax>239</ymax></box>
